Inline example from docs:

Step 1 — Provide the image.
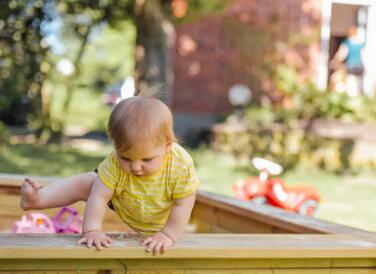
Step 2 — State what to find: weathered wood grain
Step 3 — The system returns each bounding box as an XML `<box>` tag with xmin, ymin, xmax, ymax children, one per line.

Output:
<box><xmin>1</xmin><ymin>234</ymin><xmax>376</xmax><ymax>259</ymax></box>
<box><xmin>1</xmin><ymin>234</ymin><xmax>376</xmax><ymax>273</ymax></box>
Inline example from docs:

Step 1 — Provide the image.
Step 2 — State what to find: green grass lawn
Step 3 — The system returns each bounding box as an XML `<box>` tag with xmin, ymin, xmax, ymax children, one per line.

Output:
<box><xmin>50</xmin><ymin>86</ymin><xmax>111</xmax><ymax>135</ymax></box>
<box><xmin>1</xmin><ymin>142</ymin><xmax>376</xmax><ymax>232</ymax></box>
<box><xmin>0</xmin><ymin>142</ymin><xmax>111</xmax><ymax>177</ymax></box>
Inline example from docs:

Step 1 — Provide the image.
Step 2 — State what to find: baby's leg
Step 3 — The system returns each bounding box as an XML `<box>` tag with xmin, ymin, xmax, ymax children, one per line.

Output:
<box><xmin>20</xmin><ymin>172</ymin><xmax>97</xmax><ymax>210</ymax></box>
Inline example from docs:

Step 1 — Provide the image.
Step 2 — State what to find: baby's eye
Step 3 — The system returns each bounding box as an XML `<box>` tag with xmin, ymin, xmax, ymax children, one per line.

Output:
<box><xmin>143</xmin><ymin>158</ymin><xmax>153</xmax><ymax>162</ymax></box>
<box><xmin>121</xmin><ymin>157</ymin><xmax>130</xmax><ymax>161</ymax></box>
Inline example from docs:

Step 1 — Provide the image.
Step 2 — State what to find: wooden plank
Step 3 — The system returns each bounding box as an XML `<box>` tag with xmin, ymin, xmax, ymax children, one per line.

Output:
<box><xmin>275</xmin><ymin>270</ymin><xmax>376</xmax><ymax>274</ymax></box>
<box><xmin>216</xmin><ymin>207</ymin><xmax>275</xmax><ymax>233</ymax></box>
<box><xmin>0</xmin><ymin>272</ymin><xmax>98</xmax><ymax>274</ymax></box>
<box><xmin>0</xmin><ymin>272</ymin><xmax>92</xmax><ymax>274</ymax></box>
<box><xmin>0</xmin><ymin>259</ymin><xmax>126</xmax><ymax>271</ymax></box>
<box><xmin>123</xmin><ymin>258</ymin><xmax>376</xmax><ymax>270</ymax></box>
<box><xmin>185</xmin><ymin>271</ymin><xmax>273</xmax><ymax>274</ymax></box>
<box><xmin>1</xmin><ymin>234</ymin><xmax>376</xmax><ymax>259</ymax></box>
<box><xmin>186</xmin><ymin>271</ymin><xmax>375</xmax><ymax>274</ymax></box>
<box><xmin>189</xmin><ymin>219</ymin><xmax>232</xmax><ymax>233</ymax></box>
<box><xmin>2</xmin><ymin>258</ymin><xmax>376</xmax><ymax>271</ymax></box>
<box><xmin>127</xmin><ymin>271</ymin><xmax>184</xmax><ymax>274</ymax></box>
<box><xmin>195</xmin><ymin>190</ymin><xmax>376</xmax><ymax>237</ymax></box>
<box><xmin>330</xmin><ymin>270</ymin><xmax>376</xmax><ymax>273</ymax></box>
<box><xmin>12</xmin><ymin>270</ymin><xmax>361</xmax><ymax>274</ymax></box>
<box><xmin>191</xmin><ymin>203</ymin><xmax>274</xmax><ymax>233</ymax></box>
<box><xmin>1</xmin><ymin>269</ymin><xmax>375</xmax><ymax>274</ymax></box>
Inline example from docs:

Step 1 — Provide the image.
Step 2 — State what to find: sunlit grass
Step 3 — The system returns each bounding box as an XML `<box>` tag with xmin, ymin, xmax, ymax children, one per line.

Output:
<box><xmin>50</xmin><ymin>86</ymin><xmax>111</xmax><ymax>135</ymax></box>
<box><xmin>0</xmin><ymin>142</ymin><xmax>111</xmax><ymax>176</ymax></box>
<box><xmin>282</xmin><ymin>167</ymin><xmax>376</xmax><ymax>231</ymax></box>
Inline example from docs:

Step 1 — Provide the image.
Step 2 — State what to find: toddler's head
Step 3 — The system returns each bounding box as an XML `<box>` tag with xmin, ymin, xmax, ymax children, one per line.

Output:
<box><xmin>107</xmin><ymin>87</ymin><xmax>176</xmax><ymax>176</ymax></box>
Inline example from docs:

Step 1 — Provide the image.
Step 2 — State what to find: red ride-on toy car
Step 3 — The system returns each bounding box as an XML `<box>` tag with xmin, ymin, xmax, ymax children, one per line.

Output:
<box><xmin>232</xmin><ymin>158</ymin><xmax>321</xmax><ymax>217</ymax></box>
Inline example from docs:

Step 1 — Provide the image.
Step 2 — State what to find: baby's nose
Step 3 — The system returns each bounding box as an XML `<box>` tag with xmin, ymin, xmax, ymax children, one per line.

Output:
<box><xmin>131</xmin><ymin>162</ymin><xmax>142</xmax><ymax>172</ymax></box>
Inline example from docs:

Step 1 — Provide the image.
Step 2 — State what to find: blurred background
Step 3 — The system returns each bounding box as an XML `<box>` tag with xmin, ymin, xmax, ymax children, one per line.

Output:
<box><xmin>0</xmin><ymin>0</ymin><xmax>376</xmax><ymax>231</ymax></box>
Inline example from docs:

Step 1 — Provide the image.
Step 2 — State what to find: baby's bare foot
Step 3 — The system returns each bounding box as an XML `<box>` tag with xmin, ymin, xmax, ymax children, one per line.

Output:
<box><xmin>20</xmin><ymin>178</ymin><xmax>42</xmax><ymax>210</ymax></box>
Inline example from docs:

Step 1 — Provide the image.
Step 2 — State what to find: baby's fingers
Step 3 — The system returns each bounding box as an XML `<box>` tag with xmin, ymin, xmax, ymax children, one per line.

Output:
<box><xmin>153</xmin><ymin>242</ymin><xmax>163</xmax><ymax>255</ymax></box>
<box><xmin>101</xmin><ymin>238</ymin><xmax>112</xmax><ymax>248</ymax></box>
<box><xmin>77</xmin><ymin>237</ymin><xmax>87</xmax><ymax>245</ymax></box>
<box><xmin>86</xmin><ymin>238</ymin><xmax>94</xmax><ymax>249</ymax></box>
<box><xmin>105</xmin><ymin>235</ymin><xmax>114</xmax><ymax>244</ymax></box>
<box><xmin>94</xmin><ymin>239</ymin><xmax>104</xmax><ymax>250</ymax></box>
<box><xmin>140</xmin><ymin>237</ymin><xmax>152</xmax><ymax>246</ymax></box>
<box><xmin>146</xmin><ymin>240</ymin><xmax>157</xmax><ymax>252</ymax></box>
<box><xmin>161</xmin><ymin>242</ymin><xmax>168</xmax><ymax>253</ymax></box>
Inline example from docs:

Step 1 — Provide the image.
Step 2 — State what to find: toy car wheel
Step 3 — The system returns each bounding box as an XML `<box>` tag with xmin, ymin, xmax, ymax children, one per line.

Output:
<box><xmin>299</xmin><ymin>199</ymin><xmax>319</xmax><ymax>217</ymax></box>
<box><xmin>250</xmin><ymin>196</ymin><xmax>267</xmax><ymax>204</ymax></box>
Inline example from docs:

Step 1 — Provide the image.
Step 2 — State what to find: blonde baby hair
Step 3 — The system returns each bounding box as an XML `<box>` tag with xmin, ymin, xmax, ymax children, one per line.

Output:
<box><xmin>107</xmin><ymin>84</ymin><xmax>176</xmax><ymax>152</ymax></box>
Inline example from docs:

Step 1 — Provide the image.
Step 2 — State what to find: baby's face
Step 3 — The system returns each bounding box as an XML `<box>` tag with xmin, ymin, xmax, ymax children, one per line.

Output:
<box><xmin>117</xmin><ymin>142</ymin><xmax>170</xmax><ymax>177</ymax></box>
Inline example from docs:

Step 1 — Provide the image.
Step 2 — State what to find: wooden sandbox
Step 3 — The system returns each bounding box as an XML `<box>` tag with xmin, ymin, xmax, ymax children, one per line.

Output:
<box><xmin>1</xmin><ymin>173</ymin><xmax>376</xmax><ymax>273</ymax></box>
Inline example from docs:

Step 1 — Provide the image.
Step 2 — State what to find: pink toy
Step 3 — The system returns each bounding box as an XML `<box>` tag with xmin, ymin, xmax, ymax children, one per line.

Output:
<box><xmin>12</xmin><ymin>207</ymin><xmax>83</xmax><ymax>234</ymax></box>
<box><xmin>51</xmin><ymin>207</ymin><xmax>83</xmax><ymax>234</ymax></box>
<box><xmin>12</xmin><ymin>212</ymin><xmax>56</xmax><ymax>233</ymax></box>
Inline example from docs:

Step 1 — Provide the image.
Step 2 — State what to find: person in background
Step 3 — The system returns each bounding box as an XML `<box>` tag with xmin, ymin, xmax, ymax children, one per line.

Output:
<box><xmin>330</xmin><ymin>25</ymin><xmax>365</xmax><ymax>97</ymax></box>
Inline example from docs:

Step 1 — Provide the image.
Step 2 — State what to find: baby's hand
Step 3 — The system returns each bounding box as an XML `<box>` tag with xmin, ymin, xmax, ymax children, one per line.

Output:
<box><xmin>140</xmin><ymin>232</ymin><xmax>174</xmax><ymax>254</ymax></box>
<box><xmin>77</xmin><ymin>230</ymin><xmax>113</xmax><ymax>250</ymax></box>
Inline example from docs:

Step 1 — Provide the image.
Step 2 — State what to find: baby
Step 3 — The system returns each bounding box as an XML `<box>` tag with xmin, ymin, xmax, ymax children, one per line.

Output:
<box><xmin>20</xmin><ymin>87</ymin><xmax>200</xmax><ymax>253</ymax></box>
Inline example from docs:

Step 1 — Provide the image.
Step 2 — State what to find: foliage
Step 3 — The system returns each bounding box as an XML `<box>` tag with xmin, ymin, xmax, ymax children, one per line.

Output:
<box><xmin>212</xmin><ymin>65</ymin><xmax>376</xmax><ymax>172</ymax></box>
<box><xmin>173</xmin><ymin>0</ymin><xmax>230</xmax><ymax>24</ymax></box>
<box><xmin>212</xmin><ymin>123</ymin><xmax>367</xmax><ymax>173</ymax></box>
<box><xmin>1</xmin><ymin>0</ymin><xmax>224</xmax><ymax>140</ymax></box>
<box><xmin>50</xmin><ymin>87</ymin><xmax>111</xmax><ymax>134</ymax></box>
<box><xmin>43</xmin><ymin>0</ymin><xmax>134</xmax><ymax>139</ymax></box>
<box><xmin>244</xmin><ymin>65</ymin><xmax>376</xmax><ymax>126</ymax></box>
<box><xmin>0</xmin><ymin>0</ymin><xmax>49</xmax><ymax>125</ymax></box>
<box><xmin>79</xmin><ymin>21</ymin><xmax>136</xmax><ymax>92</ymax></box>
<box><xmin>0</xmin><ymin>122</ymin><xmax>9</xmax><ymax>145</ymax></box>
<box><xmin>0</xmin><ymin>0</ymin><xmax>134</xmax><ymax>137</ymax></box>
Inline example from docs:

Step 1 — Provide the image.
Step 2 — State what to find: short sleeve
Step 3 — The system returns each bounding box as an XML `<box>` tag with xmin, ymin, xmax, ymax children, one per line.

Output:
<box><xmin>172</xmin><ymin>165</ymin><xmax>200</xmax><ymax>199</ymax></box>
<box><xmin>97</xmin><ymin>152</ymin><xmax>120</xmax><ymax>190</ymax></box>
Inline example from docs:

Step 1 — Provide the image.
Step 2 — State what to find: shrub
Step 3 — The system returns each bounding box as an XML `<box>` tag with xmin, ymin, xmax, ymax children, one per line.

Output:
<box><xmin>0</xmin><ymin>122</ymin><xmax>9</xmax><ymax>146</ymax></box>
<box><xmin>211</xmin><ymin>65</ymin><xmax>376</xmax><ymax>172</ymax></box>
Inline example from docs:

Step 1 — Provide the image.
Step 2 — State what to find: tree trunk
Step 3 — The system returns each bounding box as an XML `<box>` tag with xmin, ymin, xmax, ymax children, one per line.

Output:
<box><xmin>134</xmin><ymin>0</ymin><xmax>175</xmax><ymax>104</ymax></box>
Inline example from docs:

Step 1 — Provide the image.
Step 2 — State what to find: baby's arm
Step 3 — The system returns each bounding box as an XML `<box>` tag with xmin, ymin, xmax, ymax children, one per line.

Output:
<box><xmin>78</xmin><ymin>177</ymin><xmax>114</xmax><ymax>250</ymax></box>
<box><xmin>162</xmin><ymin>192</ymin><xmax>196</xmax><ymax>241</ymax></box>
<box><xmin>141</xmin><ymin>192</ymin><xmax>196</xmax><ymax>253</ymax></box>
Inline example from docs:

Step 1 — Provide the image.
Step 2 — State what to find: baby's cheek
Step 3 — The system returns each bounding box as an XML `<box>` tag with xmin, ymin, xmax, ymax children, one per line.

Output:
<box><xmin>120</xmin><ymin>163</ymin><xmax>129</xmax><ymax>173</ymax></box>
<box><xmin>147</xmin><ymin>163</ymin><xmax>159</xmax><ymax>173</ymax></box>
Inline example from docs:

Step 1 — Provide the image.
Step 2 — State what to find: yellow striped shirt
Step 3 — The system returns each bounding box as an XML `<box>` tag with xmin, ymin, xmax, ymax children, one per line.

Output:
<box><xmin>97</xmin><ymin>143</ymin><xmax>200</xmax><ymax>234</ymax></box>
